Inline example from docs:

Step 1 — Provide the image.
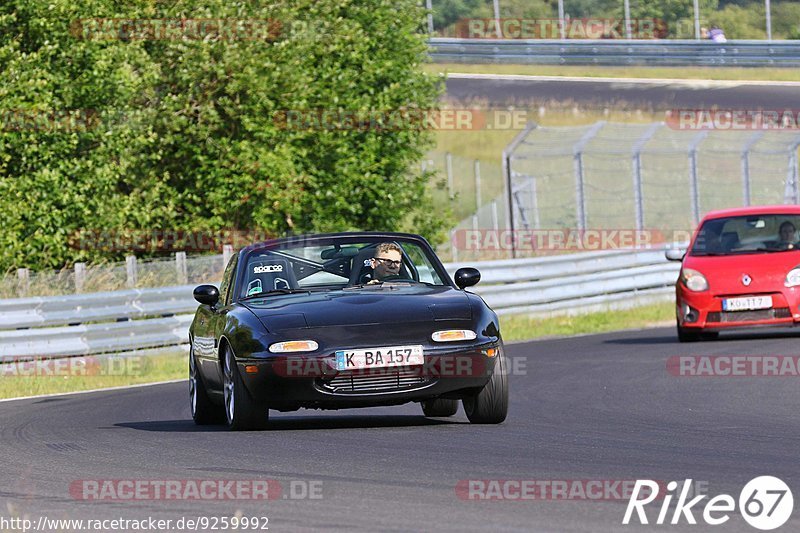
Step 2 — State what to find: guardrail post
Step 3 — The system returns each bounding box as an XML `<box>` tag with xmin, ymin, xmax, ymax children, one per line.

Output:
<box><xmin>74</xmin><ymin>262</ymin><xmax>86</xmax><ymax>293</ymax></box>
<box><xmin>632</xmin><ymin>123</ymin><xmax>661</xmax><ymax>231</ymax></box>
<box><xmin>741</xmin><ymin>132</ymin><xmax>763</xmax><ymax>206</ymax></box>
<box><xmin>446</xmin><ymin>152</ymin><xmax>454</xmax><ymax>200</ymax></box>
<box><xmin>222</xmin><ymin>244</ymin><xmax>233</xmax><ymax>266</ymax></box>
<box><xmin>573</xmin><ymin>122</ymin><xmax>605</xmax><ymax>231</ymax></box>
<box><xmin>126</xmin><ymin>255</ymin><xmax>137</xmax><ymax>288</ymax></box>
<box><xmin>474</xmin><ymin>159</ymin><xmax>482</xmax><ymax>209</ymax></box>
<box><xmin>16</xmin><ymin>268</ymin><xmax>29</xmax><ymax>297</ymax></box>
<box><xmin>176</xmin><ymin>252</ymin><xmax>188</xmax><ymax>284</ymax></box>
<box><xmin>688</xmin><ymin>131</ymin><xmax>708</xmax><ymax>225</ymax></box>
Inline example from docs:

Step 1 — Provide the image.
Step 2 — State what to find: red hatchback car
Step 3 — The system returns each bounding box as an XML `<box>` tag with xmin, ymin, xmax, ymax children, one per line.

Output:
<box><xmin>668</xmin><ymin>205</ymin><xmax>800</xmax><ymax>342</ymax></box>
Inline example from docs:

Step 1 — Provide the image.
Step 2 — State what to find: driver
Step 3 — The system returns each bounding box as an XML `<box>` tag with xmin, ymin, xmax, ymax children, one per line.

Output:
<box><xmin>778</xmin><ymin>221</ymin><xmax>797</xmax><ymax>249</ymax></box>
<box><xmin>367</xmin><ymin>242</ymin><xmax>403</xmax><ymax>284</ymax></box>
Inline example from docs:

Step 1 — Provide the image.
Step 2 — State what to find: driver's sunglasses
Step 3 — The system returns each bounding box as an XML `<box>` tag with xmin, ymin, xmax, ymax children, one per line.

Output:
<box><xmin>373</xmin><ymin>257</ymin><xmax>401</xmax><ymax>267</ymax></box>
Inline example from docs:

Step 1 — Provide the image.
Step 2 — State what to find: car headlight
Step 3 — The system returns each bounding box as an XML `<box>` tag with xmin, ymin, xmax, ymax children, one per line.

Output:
<box><xmin>269</xmin><ymin>340</ymin><xmax>318</xmax><ymax>353</ymax></box>
<box><xmin>786</xmin><ymin>267</ymin><xmax>800</xmax><ymax>287</ymax></box>
<box><xmin>431</xmin><ymin>330</ymin><xmax>477</xmax><ymax>342</ymax></box>
<box><xmin>681</xmin><ymin>268</ymin><xmax>709</xmax><ymax>292</ymax></box>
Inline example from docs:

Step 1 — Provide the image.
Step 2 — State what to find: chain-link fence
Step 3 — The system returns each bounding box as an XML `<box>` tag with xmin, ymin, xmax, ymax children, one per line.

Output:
<box><xmin>495</xmin><ymin>121</ymin><xmax>800</xmax><ymax>257</ymax></box>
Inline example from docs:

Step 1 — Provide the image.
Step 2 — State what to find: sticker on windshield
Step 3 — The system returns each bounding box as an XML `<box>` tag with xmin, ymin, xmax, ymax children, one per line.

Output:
<box><xmin>254</xmin><ymin>264</ymin><xmax>283</xmax><ymax>273</ymax></box>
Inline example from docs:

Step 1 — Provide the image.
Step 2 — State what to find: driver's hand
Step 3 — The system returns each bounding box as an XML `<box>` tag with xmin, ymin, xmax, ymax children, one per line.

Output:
<box><xmin>367</xmin><ymin>279</ymin><xmax>382</xmax><ymax>285</ymax></box>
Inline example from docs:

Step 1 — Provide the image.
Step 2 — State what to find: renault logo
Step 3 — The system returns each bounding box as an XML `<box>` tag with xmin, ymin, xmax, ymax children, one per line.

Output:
<box><xmin>742</xmin><ymin>274</ymin><xmax>752</xmax><ymax>286</ymax></box>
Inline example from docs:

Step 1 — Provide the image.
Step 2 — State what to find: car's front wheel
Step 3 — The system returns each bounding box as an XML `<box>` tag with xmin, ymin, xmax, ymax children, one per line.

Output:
<box><xmin>677</xmin><ymin>320</ymin><xmax>701</xmax><ymax>342</ymax></box>
<box><xmin>189</xmin><ymin>345</ymin><xmax>225</xmax><ymax>425</ymax></box>
<box><xmin>463</xmin><ymin>346</ymin><xmax>508</xmax><ymax>424</ymax></box>
<box><xmin>421</xmin><ymin>398</ymin><xmax>459</xmax><ymax>417</ymax></box>
<box><xmin>223</xmin><ymin>345</ymin><xmax>269</xmax><ymax>430</ymax></box>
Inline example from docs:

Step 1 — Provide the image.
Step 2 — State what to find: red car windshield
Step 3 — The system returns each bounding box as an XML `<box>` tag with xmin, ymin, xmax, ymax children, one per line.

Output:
<box><xmin>690</xmin><ymin>214</ymin><xmax>800</xmax><ymax>256</ymax></box>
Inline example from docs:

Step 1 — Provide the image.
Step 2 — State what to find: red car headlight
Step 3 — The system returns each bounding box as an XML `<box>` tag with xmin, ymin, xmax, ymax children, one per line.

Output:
<box><xmin>681</xmin><ymin>268</ymin><xmax>709</xmax><ymax>292</ymax></box>
<box><xmin>786</xmin><ymin>267</ymin><xmax>800</xmax><ymax>287</ymax></box>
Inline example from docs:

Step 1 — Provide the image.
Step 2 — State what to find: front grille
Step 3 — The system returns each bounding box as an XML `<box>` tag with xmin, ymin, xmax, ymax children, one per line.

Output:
<box><xmin>318</xmin><ymin>367</ymin><xmax>433</xmax><ymax>394</ymax></box>
<box><xmin>707</xmin><ymin>307</ymin><xmax>791</xmax><ymax>323</ymax></box>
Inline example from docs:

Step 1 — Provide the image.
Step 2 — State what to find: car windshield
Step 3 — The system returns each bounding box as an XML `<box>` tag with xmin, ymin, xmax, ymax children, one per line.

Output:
<box><xmin>237</xmin><ymin>236</ymin><xmax>448</xmax><ymax>299</ymax></box>
<box><xmin>690</xmin><ymin>214</ymin><xmax>800</xmax><ymax>256</ymax></box>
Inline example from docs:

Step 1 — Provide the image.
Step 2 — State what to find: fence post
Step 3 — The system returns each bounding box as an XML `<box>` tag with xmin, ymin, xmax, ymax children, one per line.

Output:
<box><xmin>741</xmin><ymin>132</ymin><xmax>763</xmax><ymax>206</ymax></box>
<box><xmin>491</xmin><ymin>200</ymin><xmax>499</xmax><ymax>233</ymax></box>
<box><xmin>17</xmin><ymin>268</ymin><xmax>29</xmax><ymax>297</ymax></box>
<box><xmin>688</xmin><ymin>131</ymin><xmax>708</xmax><ymax>225</ymax></box>
<box><xmin>503</xmin><ymin>122</ymin><xmax>538</xmax><ymax>259</ymax></box>
<box><xmin>74</xmin><ymin>262</ymin><xmax>86</xmax><ymax>293</ymax></box>
<box><xmin>573</xmin><ymin>121</ymin><xmax>605</xmax><ymax>231</ymax></box>
<box><xmin>474</xmin><ymin>159</ymin><xmax>482</xmax><ymax>210</ymax></box>
<box><xmin>446</xmin><ymin>152</ymin><xmax>454</xmax><ymax>200</ymax></box>
<box><xmin>176</xmin><ymin>251</ymin><xmax>188</xmax><ymax>284</ymax></box>
<box><xmin>786</xmin><ymin>137</ymin><xmax>800</xmax><ymax>204</ymax></box>
<box><xmin>530</xmin><ymin>176</ymin><xmax>540</xmax><ymax>230</ymax></box>
<box><xmin>222</xmin><ymin>244</ymin><xmax>233</xmax><ymax>266</ymax></box>
<box><xmin>126</xmin><ymin>255</ymin><xmax>137</xmax><ymax>288</ymax></box>
<box><xmin>631</xmin><ymin>123</ymin><xmax>661</xmax><ymax>231</ymax></box>
<box><xmin>450</xmin><ymin>229</ymin><xmax>458</xmax><ymax>263</ymax></box>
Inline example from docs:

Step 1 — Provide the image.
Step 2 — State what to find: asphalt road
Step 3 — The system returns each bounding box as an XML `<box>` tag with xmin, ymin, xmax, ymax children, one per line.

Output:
<box><xmin>2</xmin><ymin>326</ymin><xmax>800</xmax><ymax>532</ymax></box>
<box><xmin>444</xmin><ymin>75</ymin><xmax>800</xmax><ymax>110</ymax></box>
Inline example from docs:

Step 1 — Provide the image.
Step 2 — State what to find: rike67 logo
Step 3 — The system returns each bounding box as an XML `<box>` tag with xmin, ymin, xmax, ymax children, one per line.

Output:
<box><xmin>623</xmin><ymin>477</ymin><xmax>793</xmax><ymax>530</ymax></box>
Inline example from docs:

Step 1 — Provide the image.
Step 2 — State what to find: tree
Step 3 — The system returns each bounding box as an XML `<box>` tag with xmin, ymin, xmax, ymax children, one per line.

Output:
<box><xmin>0</xmin><ymin>0</ymin><xmax>446</xmax><ymax>272</ymax></box>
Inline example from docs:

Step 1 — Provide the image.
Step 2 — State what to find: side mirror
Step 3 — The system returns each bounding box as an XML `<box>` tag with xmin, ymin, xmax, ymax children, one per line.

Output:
<box><xmin>454</xmin><ymin>267</ymin><xmax>481</xmax><ymax>289</ymax></box>
<box><xmin>194</xmin><ymin>285</ymin><xmax>220</xmax><ymax>307</ymax></box>
<box><xmin>665</xmin><ymin>248</ymin><xmax>686</xmax><ymax>262</ymax></box>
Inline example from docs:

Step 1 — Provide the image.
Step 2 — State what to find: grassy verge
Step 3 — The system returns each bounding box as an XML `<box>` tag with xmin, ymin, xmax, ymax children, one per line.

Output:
<box><xmin>433</xmin><ymin>107</ymin><xmax>659</xmax><ymax>161</ymax></box>
<box><xmin>427</xmin><ymin>63</ymin><xmax>800</xmax><ymax>82</ymax></box>
<box><xmin>0</xmin><ymin>350</ymin><xmax>186</xmax><ymax>400</ymax></box>
<box><xmin>499</xmin><ymin>302</ymin><xmax>674</xmax><ymax>343</ymax></box>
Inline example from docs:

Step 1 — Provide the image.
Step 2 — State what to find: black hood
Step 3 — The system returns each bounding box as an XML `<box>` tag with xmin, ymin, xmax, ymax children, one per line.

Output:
<box><xmin>242</xmin><ymin>285</ymin><xmax>472</xmax><ymax>333</ymax></box>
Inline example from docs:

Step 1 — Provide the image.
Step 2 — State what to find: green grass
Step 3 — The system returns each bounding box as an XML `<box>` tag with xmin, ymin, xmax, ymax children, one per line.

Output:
<box><xmin>499</xmin><ymin>302</ymin><xmax>674</xmax><ymax>343</ymax></box>
<box><xmin>428</xmin><ymin>63</ymin><xmax>800</xmax><ymax>82</ymax></box>
<box><xmin>0</xmin><ymin>350</ymin><xmax>186</xmax><ymax>400</ymax></box>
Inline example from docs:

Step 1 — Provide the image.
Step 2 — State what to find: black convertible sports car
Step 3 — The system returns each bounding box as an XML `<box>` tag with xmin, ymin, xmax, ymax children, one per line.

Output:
<box><xmin>189</xmin><ymin>232</ymin><xmax>508</xmax><ymax>430</ymax></box>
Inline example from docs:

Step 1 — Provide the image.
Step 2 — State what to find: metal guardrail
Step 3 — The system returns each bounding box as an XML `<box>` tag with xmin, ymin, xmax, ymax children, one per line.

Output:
<box><xmin>0</xmin><ymin>248</ymin><xmax>680</xmax><ymax>358</ymax></box>
<box><xmin>429</xmin><ymin>38</ymin><xmax>800</xmax><ymax>67</ymax></box>
<box><xmin>0</xmin><ymin>285</ymin><xmax>196</xmax><ymax>329</ymax></box>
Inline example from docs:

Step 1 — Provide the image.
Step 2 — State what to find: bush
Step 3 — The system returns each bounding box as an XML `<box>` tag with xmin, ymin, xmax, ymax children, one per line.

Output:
<box><xmin>0</xmin><ymin>0</ymin><xmax>447</xmax><ymax>272</ymax></box>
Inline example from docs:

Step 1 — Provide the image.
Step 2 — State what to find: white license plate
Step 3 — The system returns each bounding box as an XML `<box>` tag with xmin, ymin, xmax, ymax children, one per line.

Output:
<box><xmin>335</xmin><ymin>345</ymin><xmax>424</xmax><ymax>371</ymax></box>
<box><xmin>722</xmin><ymin>296</ymin><xmax>773</xmax><ymax>311</ymax></box>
